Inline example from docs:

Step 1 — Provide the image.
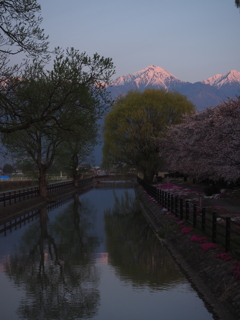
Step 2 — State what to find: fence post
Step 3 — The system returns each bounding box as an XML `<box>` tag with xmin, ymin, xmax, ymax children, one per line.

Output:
<box><xmin>212</xmin><ymin>212</ymin><xmax>217</xmax><ymax>243</ymax></box>
<box><xmin>9</xmin><ymin>191</ymin><xmax>11</xmax><ymax>205</ymax></box>
<box><xmin>175</xmin><ymin>196</ymin><xmax>178</xmax><ymax>217</ymax></box>
<box><xmin>201</xmin><ymin>208</ymin><xmax>206</xmax><ymax>232</ymax></box>
<box><xmin>157</xmin><ymin>189</ymin><xmax>161</xmax><ymax>205</ymax></box>
<box><xmin>171</xmin><ymin>194</ymin><xmax>174</xmax><ymax>214</ymax></box>
<box><xmin>160</xmin><ymin>190</ymin><xmax>163</xmax><ymax>206</ymax></box>
<box><xmin>186</xmin><ymin>201</ymin><xmax>189</xmax><ymax>222</ymax></box>
<box><xmin>193</xmin><ymin>204</ymin><xmax>197</xmax><ymax>227</ymax></box>
<box><xmin>3</xmin><ymin>193</ymin><xmax>6</xmax><ymax>207</ymax></box>
<box><xmin>167</xmin><ymin>193</ymin><xmax>171</xmax><ymax>211</ymax></box>
<box><xmin>180</xmin><ymin>198</ymin><xmax>183</xmax><ymax>220</ymax></box>
<box><xmin>225</xmin><ymin>217</ymin><xmax>231</xmax><ymax>252</ymax></box>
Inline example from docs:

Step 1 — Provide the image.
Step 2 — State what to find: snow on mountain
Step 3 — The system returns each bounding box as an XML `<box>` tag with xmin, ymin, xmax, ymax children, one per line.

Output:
<box><xmin>201</xmin><ymin>70</ymin><xmax>240</xmax><ymax>88</ymax></box>
<box><xmin>107</xmin><ymin>65</ymin><xmax>240</xmax><ymax>110</ymax></box>
<box><xmin>110</xmin><ymin>65</ymin><xmax>183</xmax><ymax>89</ymax></box>
<box><xmin>201</xmin><ymin>74</ymin><xmax>223</xmax><ymax>86</ymax></box>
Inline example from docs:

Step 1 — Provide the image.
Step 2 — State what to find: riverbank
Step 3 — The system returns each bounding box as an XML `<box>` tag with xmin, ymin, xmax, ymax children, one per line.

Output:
<box><xmin>135</xmin><ymin>183</ymin><xmax>240</xmax><ymax>320</ymax></box>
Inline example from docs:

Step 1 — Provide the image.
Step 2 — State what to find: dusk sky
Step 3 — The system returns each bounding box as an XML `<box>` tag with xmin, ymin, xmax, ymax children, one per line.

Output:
<box><xmin>29</xmin><ymin>0</ymin><xmax>240</xmax><ymax>83</ymax></box>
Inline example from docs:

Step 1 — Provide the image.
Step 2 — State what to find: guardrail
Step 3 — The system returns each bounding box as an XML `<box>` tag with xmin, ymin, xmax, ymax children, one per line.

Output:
<box><xmin>0</xmin><ymin>178</ymin><xmax>94</xmax><ymax>208</ymax></box>
<box><xmin>138</xmin><ymin>177</ymin><xmax>240</xmax><ymax>255</ymax></box>
<box><xmin>0</xmin><ymin>192</ymin><xmax>76</xmax><ymax>234</ymax></box>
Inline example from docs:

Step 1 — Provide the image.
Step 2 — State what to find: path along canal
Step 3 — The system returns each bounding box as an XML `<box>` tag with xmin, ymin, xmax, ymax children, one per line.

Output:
<box><xmin>0</xmin><ymin>186</ymin><xmax>216</xmax><ymax>319</ymax></box>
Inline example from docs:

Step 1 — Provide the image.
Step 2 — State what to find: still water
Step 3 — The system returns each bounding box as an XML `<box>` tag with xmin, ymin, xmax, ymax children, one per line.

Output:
<box><xmin>0</xmin><ymin>187</ymin><xmax>215</xmax><ymax>320</ymax></box>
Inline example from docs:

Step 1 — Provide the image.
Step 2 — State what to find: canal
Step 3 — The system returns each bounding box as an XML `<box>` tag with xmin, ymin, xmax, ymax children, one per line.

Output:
<box><xmin>0</xmin><ymin>187</ymin><xmax>216</xmax><ymax>319</ymax></box>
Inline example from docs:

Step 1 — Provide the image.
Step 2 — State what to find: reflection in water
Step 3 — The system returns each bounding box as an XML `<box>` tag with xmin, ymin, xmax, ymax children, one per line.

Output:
<box><xmin>104</xmin><ymin>191</ymin><xmax>184</xmax><ymax>290</ymax></box>
<box><xmin>4</xmin><ymin>194</ymin><xmax>100</xmax><ymax>319</ymax></box>
<box><xmin>0</xmin><ymin>188</ymin><xmax>215</xmax><ymax>320</ymax></box>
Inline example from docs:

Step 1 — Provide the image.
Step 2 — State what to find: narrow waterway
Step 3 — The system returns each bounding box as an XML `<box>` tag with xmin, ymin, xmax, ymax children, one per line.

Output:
<box><xmin>0</xmin><ymin>187</ymin><xmax>216</xmax><ymax>319</ymax></box>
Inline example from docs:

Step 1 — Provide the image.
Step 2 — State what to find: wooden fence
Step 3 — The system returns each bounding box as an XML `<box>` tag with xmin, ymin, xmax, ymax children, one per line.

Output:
<box><xmin>138</xmin><ymin>177</ymin><xmax>240</xmax><ymax>255</ymax></box>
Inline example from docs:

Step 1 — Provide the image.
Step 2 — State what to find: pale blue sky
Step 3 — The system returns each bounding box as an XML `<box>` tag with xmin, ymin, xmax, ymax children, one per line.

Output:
<box><xmin>11</xmin><ymin>0</ymin><xmax>240</xmax><ymax>82</ymax></box>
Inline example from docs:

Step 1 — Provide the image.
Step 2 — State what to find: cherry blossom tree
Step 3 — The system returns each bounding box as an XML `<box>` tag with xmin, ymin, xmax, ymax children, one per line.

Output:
<box><xmin>159</xmin><ymin>96</ymin><xmax>240</xmax><ymax>184</ymax></box>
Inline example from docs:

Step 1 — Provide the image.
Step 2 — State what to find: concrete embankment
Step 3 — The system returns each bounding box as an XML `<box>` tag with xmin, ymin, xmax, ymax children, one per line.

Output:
<box><xmin>134</xmin><ymin>183</ymin><xmax>240</xmax><ymax>320</ymax></box>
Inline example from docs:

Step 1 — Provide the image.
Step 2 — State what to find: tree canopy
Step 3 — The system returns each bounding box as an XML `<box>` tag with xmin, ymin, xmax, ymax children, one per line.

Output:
<box><xmin>1</xmin><ymin>48</ymin><xmax>115</xmax><ymax>196</ymax></box>
<box><xmin>0</xmin><ymin>0</ymin><xmax>49</xmax><ymax>75</ymax></box>
<box><xmin>102</xmin><ymin>89</ymin><xmax>195</xmax><ymax>182</ymax></box>
<box><xmin>0</xmin><ymin>47</ymin><xmax>115</xmax><ymax>134</ymax></box>
<box><xmin>158</xmin><ymin>96</ymin><xmax>240</xmax><ymax>184</ymax></box>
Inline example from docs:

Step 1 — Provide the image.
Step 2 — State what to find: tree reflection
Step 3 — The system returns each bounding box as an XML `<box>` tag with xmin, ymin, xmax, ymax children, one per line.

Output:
<box><xmin>104</xmin><ymin>192</ymin><xmax>184</xmax><ymax>289</ymax></box>
<box><xmin>4</xmin><ymin>193</ymin><xmax>100</xmax><ymax>319</ymax></box>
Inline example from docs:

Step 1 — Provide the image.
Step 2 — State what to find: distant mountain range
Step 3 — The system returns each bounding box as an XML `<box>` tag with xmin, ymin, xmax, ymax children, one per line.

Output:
<box><xmin>107</xmin><ymin>65</ymin><xmax>240</xmax><ymax>110</ymax></box>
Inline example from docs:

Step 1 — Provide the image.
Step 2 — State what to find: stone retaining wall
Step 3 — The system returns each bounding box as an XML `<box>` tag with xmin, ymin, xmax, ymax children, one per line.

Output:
<box><xmin>135</xmin><ymin>183</ymin><xmax>240</xmax><ymax>320</ymax></box>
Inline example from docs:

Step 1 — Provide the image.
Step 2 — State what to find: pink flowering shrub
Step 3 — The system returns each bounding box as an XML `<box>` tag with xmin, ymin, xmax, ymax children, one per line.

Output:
<box><xmin>177</xmin><ymin>220</ymin><xmax>184</xmax><ymax>225</ymax></box>
<box><xmin>216</xmin><ymin>253</ymin><xmax>232</xmax><ymax>261</ymax></box>
<box><xmin>201</xmin><ymin>243</ymin><xmax>218</xmax><ymax>252</ymax></box>
<box><xmin>231</xmin><ymin>262</ymin><xmax>240</xmax><ymax>279</ymax></box>
<box><xmin>167</xmin><ymin>211</ymin><xmax>173</xmax><ymax>215</ymax></box>
<box><xmin>157</xmin><ymin>184</ymin><xmax>183</xmax><ymax>190</ymax></box>
<box><xmin>190</xmin><ymin>235</ymin><xmax>206</xmax><ymax>243</ymax></box>
<box><xmin>181</xmin><ymin>227</ymin><xmax>193</xmax><ymax>234</ymax></box>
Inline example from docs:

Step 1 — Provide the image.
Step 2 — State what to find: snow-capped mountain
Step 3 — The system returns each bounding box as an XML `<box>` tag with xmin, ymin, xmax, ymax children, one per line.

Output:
<box><xmin>108</xmin><ymin>66</ymin><xmax>240</xmax><ymax>110</ymax></box>
<box><xmin>111</xmin><ymin>65</ymin><xmax>183</xmax><ymax>90</ymax></box>
<box><xmin>201</xmin><ymin>70</ymin><xmax>240</xmax><ymax>88</ymax></box>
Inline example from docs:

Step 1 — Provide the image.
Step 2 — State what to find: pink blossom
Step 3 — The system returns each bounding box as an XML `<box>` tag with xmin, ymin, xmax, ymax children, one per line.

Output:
<box><xmin>230</xmin><ymin>262</ymin><xmax>240</xmax><ymax>279</ymax></box>
<box><xmin>216</xmin><ymin>253</ymin><xmax>232</xmax><ymax>261</ymax></box>
<box><xmin>190</xmin><ymin>235</ymin><xmax>206</xmax><ymax>243</ymax></box>
<box><xmin>181</xmin><ymin>227</ymin><xmax>193</xmax><ymax>234</ymax></box>
<box><xmin>201</xmin><ymin>243</ymin><xmax>218</xmax><ymax>252</ymax></box>
<box><xmin>177</xmin><ymin>220</ymin><xmax>184</xmax><ymax>225</ymax></box>
<box><xmin>157</xmin><ymin>98</ymin><xmax>240</xmax><ymax>184</ymax></box>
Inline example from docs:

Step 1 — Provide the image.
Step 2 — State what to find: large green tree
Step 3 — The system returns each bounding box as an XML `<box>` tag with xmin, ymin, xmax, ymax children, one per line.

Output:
<box><xmin>55</xmin><ymin>115</ymin><xmax>99</xmax><ymax>187</ymax></box>
<box><xmin>102</xmin><ymin>89</ymin><xmax>194</xmax><ymax>182</ymax></box>
<box><xmin>0</xmin><ymin>47</ymin><xmax>114</xmax><ymax>134</ymax></box>
<box><xmin>2</xmin><ymin>48</ymin><xmax>115</xmax><ymax>197</ymax></box>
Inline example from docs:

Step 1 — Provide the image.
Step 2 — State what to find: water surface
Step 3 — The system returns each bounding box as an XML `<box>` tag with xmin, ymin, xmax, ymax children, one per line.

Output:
<box><xmin>0</xmin><ymin>188</ymin><xmax>215</xmax><ymax>319</ymax></box>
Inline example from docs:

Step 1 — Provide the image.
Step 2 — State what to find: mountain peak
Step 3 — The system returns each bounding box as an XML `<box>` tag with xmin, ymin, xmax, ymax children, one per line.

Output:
<box><xmin>111</xmin><ymin>65</ymin><xmax>182</xmax><ymax>89</ymax></box>
<box><xmin>202</xmin><ymin>70</ymin><xmax>240</xmax><ymax>88</ymax></box>
<box><xmin>108</xmin><ymin>66</ymin><xmax>240</xmax><ymax>111</ymax></box>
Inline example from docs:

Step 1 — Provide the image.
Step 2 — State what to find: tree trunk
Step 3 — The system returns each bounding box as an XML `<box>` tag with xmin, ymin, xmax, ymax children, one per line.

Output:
<box><xmin>73</xmin><ymin>171</ymin><xmax>80</xmax><ymax>187</ymax></box>
<box><xmin>73</xmin><ymin>178</ymin><xmax>78</xmax><ymax>187</ymax></box>
<box><xmin>38</xmin><ymin>167</ymin><xmax>48</xmax><ymax>198</ymax></box>
<box><xmin>143</xmin><ymin>168</ymin><xmax>155</xmax><ymax>184</ymax></box>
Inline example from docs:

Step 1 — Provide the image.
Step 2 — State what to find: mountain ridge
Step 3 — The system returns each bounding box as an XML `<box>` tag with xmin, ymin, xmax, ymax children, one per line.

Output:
<box><xmin>108</xmin><ymin>66</ymin><xmax>240</xmax><ymax>110</ymax></box>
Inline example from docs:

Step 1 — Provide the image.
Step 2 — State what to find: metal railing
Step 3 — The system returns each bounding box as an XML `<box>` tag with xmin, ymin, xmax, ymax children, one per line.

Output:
<box><xmin>138</xmin><ymin>177</ymin><xmax>240</xmax><ymax>255</ymax></box>
<box><xmin>0</xmin><ymin>178</ymin><xmax>94</xmax><ymax>208</ymax></box>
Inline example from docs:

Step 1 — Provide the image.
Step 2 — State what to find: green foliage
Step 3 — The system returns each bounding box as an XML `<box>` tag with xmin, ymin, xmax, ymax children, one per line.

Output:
<box><xmin>3</xmin><ymin>163</ymin><xmax>14</xmax><ymax>173</ymax></box>
<box><xmin>236</xmin><ymin>0</ymin><xmax>240</xmax><ymax>8</ymax></box>
<box><xmin>102</xmin><ymin>89</ymin><xmax>194</xmax><ymax>182</ymax></box>
<box><xmin>1</xmin><ymin>48</ymin><xmax>115</xmax><ymax>196</ymax></box>
<box><xmin>0</xmin><ymin>47</ymin><xmax>115</xmax><ymax>133</ymax></box>
<box><xmin>54</xmin><ymin>116</ymin><xmax>98</xmax><ymax>186</ymax></box>
<box><xmin>0</xmin><ymin>0</ymin><xmax>49</xmax><ymax>75</ymax></box>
